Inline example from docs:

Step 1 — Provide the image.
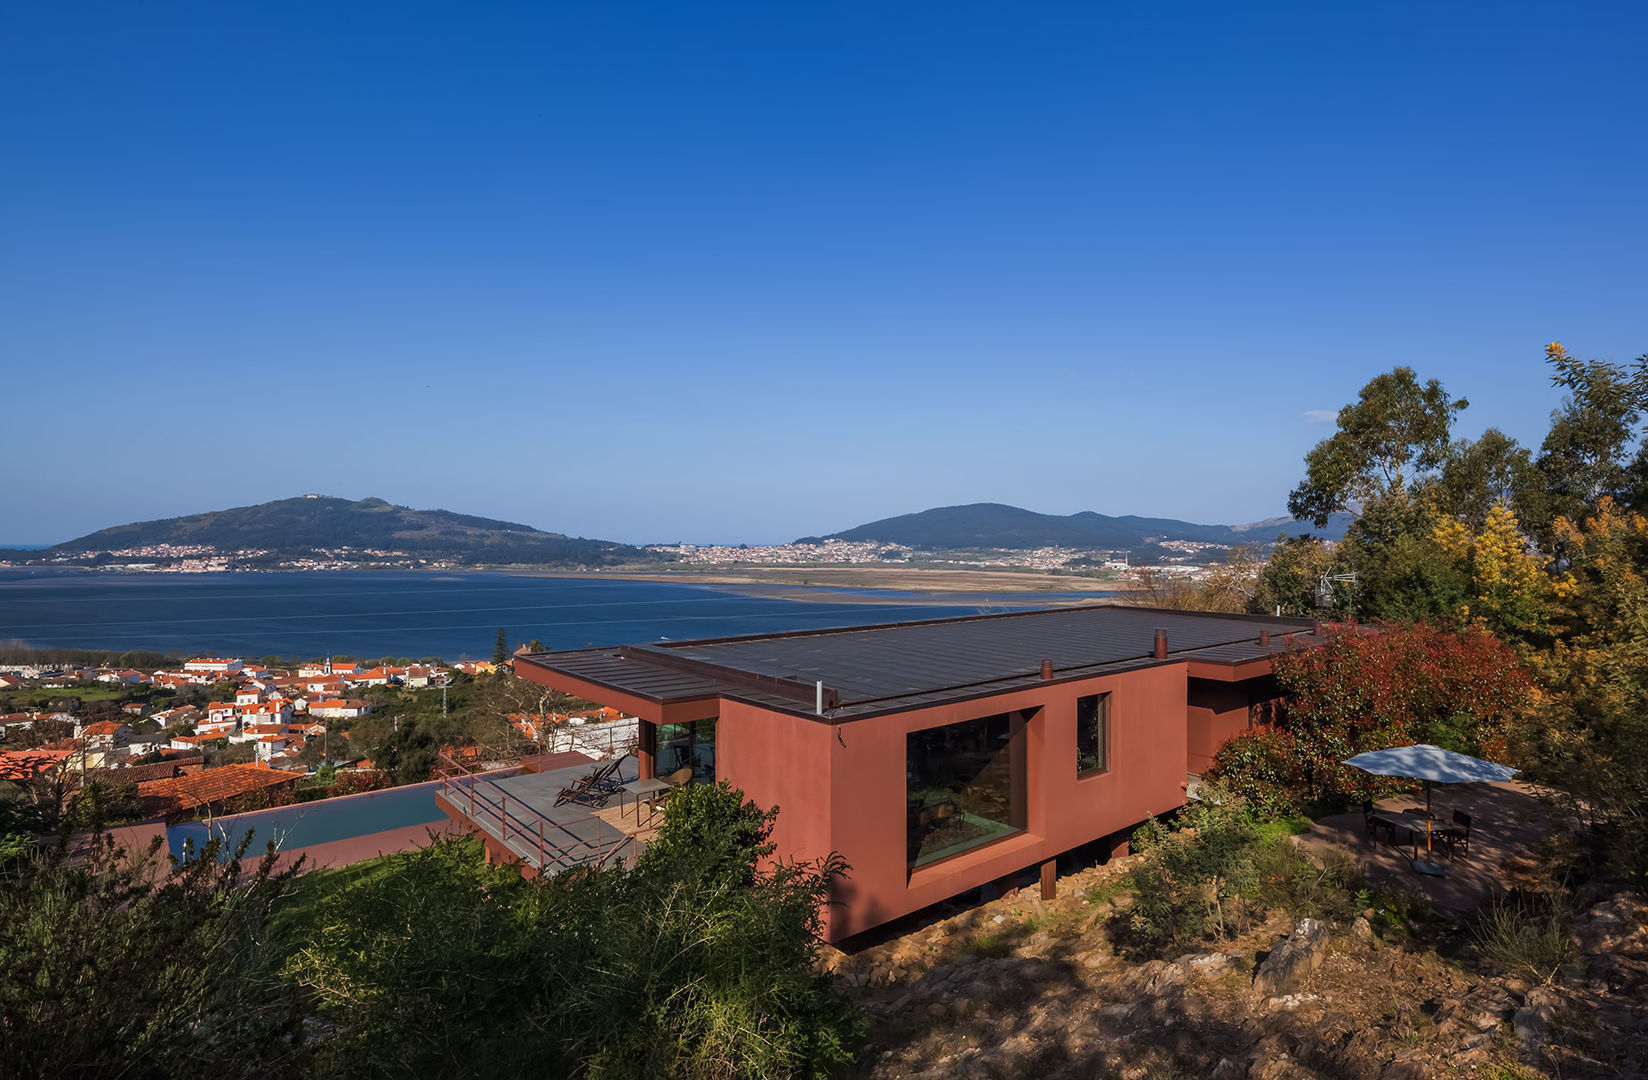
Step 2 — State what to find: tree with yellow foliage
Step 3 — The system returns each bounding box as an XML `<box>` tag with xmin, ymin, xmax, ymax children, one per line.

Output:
<box><xmin>1525</xmin><ymin>498</ymin><xmax>1648</xmax><ymax>881</ymax></box>
<box><xmin>1429</xmin><ymin>502</ymin><xmax>1565</xmax><ymax>650</ymax></box>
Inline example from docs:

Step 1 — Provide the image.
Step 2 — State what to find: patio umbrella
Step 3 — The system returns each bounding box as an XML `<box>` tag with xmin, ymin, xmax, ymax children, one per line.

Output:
<box><xmin>1341</xmin><ymin>744</ymin><xmax>1518</xmax><ymax>875</ymax></box>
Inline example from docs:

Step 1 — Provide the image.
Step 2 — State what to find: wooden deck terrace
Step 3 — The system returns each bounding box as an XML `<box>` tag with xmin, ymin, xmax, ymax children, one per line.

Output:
<box><xmin>1297</xmin><ymin>781</ymin><xmax>1559</xmax><ymax>916</ymax></box>
<box><xmin>436</xmin><ymin>755</ymin><xmax>646</xmax><ymax>876</ymax></box>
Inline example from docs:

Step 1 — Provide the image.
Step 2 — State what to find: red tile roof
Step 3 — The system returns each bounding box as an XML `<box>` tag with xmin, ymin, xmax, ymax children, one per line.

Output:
<box><xmin>0</xmin><ymin>749</ymin><xmax>74</xmax><ymax>780</ymax></box>
<box><xmin>137</xmin><ymin>763</ymin><xmax>298</xmax><ymax>812</ymax></box>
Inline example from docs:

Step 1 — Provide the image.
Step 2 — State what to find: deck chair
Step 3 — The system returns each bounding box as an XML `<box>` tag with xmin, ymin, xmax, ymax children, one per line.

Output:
<box><xmin>554</xmin><ymin>755</ymin><xmax>627</xmax><ymax>808</ymax></box>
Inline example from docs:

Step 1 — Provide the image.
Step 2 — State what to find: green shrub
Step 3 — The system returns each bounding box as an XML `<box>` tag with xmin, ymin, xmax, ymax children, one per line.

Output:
<box><xmin>639</xmin><ymin>778</ymin><xmax>778</xmax><ymax>885</ymax></box>
<box><xmin>1126</xmin><ymin>789</ymin><xmax>1262</xmax><ymax>954</ymax></box>
<box><xmin>1123</xmin><ymin>784</ymin><xmax>1366</xmax><ymax>957</ymax></box>
<box><xmin>288</xmin><ymin>785</ymin><xmax>863</xmax><ymax>1079</ymax></box>
<box><xmin>1205</xmin><ymin>729</ymin><xmax>1305</xmax><ymax>819</ymax></box>
<box><xmin>1252</xmin><ymin>841</ymin><xmax>1365</xmax><ymax>924</ymax></box>
<box><xmin>0</xmin><ymin>830</ymin><xmax>307</xmax><ymax>1078</ymax></box>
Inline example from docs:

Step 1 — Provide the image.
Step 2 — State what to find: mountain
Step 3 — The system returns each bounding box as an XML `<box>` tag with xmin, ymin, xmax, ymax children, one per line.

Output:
<box><xmin>3</xmin><ymin>496</ymin><xmax>659</xmax><ymax>568</ymax></box>
<box><xmin>801</xmin><ymin>503</ymin><xmax>1353</xmax><ymax>550</ymax></box>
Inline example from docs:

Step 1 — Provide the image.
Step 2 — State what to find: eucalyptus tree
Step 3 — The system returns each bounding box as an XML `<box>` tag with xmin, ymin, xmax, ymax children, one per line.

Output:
<box><xmin>1536</xmin><ymin>342</ymin><xmax>1648</xmax><ymax>537</ymax></box>
<box><xmin>1287</xmin><ymin>367</ymin><xmax>1469</xmax><ymax>529</ymax></box>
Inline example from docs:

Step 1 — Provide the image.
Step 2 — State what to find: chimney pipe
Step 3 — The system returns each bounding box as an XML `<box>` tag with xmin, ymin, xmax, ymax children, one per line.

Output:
<box><xmin>1313</xmin><ymin>621</ymin><xmax>1323</xmax><ymax>636</ymax></box>
<box><xmin>1040</xmin><ymin>659</ymin><xmax>1054</xmax><ymax>681</ymax></box>
<box><xmin>1153</xmin><ymin>628</ymin><xmax>1168</xmax><ymax>660</ymax></box>
<box><xmin>1260</xmin><ymin>630</ymin><xmax>1270</xmax><ymax>646</ymax></box>
<box><xmin>816</xmin><ymin>680</ymin><xmax>824</xmax><ymax>716</ymax></box>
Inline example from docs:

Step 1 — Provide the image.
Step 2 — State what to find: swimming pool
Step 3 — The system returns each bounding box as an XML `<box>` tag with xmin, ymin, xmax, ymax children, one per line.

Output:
<box><xmin>168</xmin><ymin>780</ymin><xmax>450</xmax><ymax>861</ymax></box>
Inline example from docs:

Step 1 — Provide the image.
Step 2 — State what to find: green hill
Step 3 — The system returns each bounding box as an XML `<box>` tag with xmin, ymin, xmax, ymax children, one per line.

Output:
<box><xmin>5</xmin><ymin>496</ymin><xmax>659</xmax><ymax>568</ymax></box>
<box><xmin>801</xmin><ymin>502</ymin><xmax>1351</xmax><ymax>550</ymax></box>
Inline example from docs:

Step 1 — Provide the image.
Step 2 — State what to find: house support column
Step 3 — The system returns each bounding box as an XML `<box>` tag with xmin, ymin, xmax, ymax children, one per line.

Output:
<box><xmin>637</xmin><ymin>720</ymin><xmax>656</xmax><ymax>781</ymax></box>
<box><xmin>1039</xmin><ymin>859</ymin><xmax>1057</xmax><ymax>901</ymax></box>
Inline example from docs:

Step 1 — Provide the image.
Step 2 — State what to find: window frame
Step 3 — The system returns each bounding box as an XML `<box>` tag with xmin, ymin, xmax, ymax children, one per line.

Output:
<box><xmin>905</xmin><ymin>708</ymin><xmax>1031</xmax><ymax>874</ymax></box>
<box><xmin>1075</xmin><ymin>691</ymin><xmax>1111</xmax><ymax>778</ymax></box>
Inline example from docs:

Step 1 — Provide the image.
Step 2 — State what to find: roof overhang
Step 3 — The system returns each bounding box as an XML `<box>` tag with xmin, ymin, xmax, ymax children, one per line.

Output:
<box><xmin>512</xmin><ymin>656</ymin><xmax>719</xmax><ymax>725</ymax></box>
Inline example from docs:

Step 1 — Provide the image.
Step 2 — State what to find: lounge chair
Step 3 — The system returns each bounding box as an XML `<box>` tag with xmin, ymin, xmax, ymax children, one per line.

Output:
<box><xmin>554</xmin><ymin>755</ymin><xmax>629</xmax><ymax>808</ymax></box>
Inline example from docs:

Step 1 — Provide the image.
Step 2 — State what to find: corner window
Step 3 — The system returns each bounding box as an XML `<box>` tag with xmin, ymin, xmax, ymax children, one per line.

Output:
<box><xmin>906</xmin><ymin>710</ymin><xmax>1029</xmax><ymax>872</ymax></box>
<box><xmin>1076</xmin><ymin>693</ymin><xmax>1110</xmax><ymax>776</ymax></box>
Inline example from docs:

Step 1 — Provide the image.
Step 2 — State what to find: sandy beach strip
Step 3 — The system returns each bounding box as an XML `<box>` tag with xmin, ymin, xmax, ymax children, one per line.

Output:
<box><xmin>505</xmin><ymin>565</ymin><xmax>1138</xmax><ymax>605</ymax></box>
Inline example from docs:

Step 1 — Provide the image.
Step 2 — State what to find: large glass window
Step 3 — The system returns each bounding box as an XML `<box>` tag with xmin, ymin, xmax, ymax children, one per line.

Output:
<box><xmin>906</xmin><ymin>710</ymin><xmax>1029</xmax><ymax>872</ymax></box>
<box><xmin>1076</xmin><ymin>693</ymin><xmax>1110</xmax><ymax>776</ymax></box>
<box><xmin>657</xmin><ymin>717</ymin><xmax>716</xmax><ymax>784</ymax></box>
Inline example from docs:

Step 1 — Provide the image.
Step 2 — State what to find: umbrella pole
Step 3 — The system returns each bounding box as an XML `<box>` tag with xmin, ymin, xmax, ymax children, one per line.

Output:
<box><xmin>1425</xmin><ymin>781</ymin><xmax>1433</xmax><ymax>856</ymax></box>
<box><xmin>1413</xmin><ymin>779</ymin><xmax>1445</xmax><ymax>876</ymax></box>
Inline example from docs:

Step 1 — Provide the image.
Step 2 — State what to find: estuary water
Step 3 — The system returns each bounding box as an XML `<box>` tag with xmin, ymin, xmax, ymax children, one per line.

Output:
<box><xmin>0</xmin><ymin>569</ymin><xmax>1113</xmax><ymax>661</ymax></box>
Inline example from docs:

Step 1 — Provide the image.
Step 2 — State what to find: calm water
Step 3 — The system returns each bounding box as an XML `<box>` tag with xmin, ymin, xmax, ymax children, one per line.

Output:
<box><xmin>0</xmin><ymin>568</ymin><xmax>1112</xmax><ymax>661</ymax></box>
<box><xmin>168</xmin><ymin>782</ymin><xmax>449</xmax><ymax>860</ymax></box>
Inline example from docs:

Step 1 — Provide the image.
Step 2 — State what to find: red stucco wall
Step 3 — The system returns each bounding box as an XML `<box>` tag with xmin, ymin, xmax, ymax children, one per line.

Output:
<box><xmin>1186</xmin><ymin>678</ymin><xmax>1254</xmax><ymax>775</ymax></box>
<box><xmin>715</xmin><ymin>700</ymin><xmax>838</xmax><ymax>873</ymax></box>
<box><xmin>720</xmin><ymin>663</ymin><xmax>1194</xmax><ymax>941</ymax></box>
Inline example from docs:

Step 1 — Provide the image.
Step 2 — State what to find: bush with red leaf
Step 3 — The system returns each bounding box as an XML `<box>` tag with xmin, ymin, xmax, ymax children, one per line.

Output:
<box><xmin>1271</xmin><ymin>621</ymin><xmax>1533</xmax><ymax>803</ymax></box>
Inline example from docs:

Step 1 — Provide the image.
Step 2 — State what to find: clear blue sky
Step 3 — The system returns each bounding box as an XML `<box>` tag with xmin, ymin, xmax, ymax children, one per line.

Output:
<box><xmin>3</xmin><ymin>2</ymin><xmax>1644</xmax><ymax>546</ymax></box>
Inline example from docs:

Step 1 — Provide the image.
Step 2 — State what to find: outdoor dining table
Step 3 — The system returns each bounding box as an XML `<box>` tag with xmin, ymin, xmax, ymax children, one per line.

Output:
<box><xmin>1371</xmin><ymin>809</ymin><xmax>1447</xmax><ymax>874</ymax></box>
<box><xmin>618</xmin><ymin>778</ymin><xmax>674</xmax><ymax>824</ymax></box>
<box><xmin>1345</xmin><ymin>744</ymin><xmax>1516</xmax><ymax>879</ymax></box>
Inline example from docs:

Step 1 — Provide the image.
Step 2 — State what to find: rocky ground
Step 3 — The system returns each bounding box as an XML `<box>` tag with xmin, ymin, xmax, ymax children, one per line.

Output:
<box><xmin>824</xmin><ymin>859</ymin><xmax>1648</xmax><ymax>1079</ymax></box>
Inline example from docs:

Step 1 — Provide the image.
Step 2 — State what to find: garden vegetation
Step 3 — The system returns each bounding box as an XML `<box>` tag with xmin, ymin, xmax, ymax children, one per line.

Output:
<box><xmin>0</xmin><ymin>783</ymin><xmax>863</xmax><ymax>1079</ymax></box>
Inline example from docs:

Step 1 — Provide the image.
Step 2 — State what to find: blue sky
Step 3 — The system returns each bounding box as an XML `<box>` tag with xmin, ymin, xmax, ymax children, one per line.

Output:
<box><xmin>3</xmin><ymin>2</ymin><xmax>1644</xmax><ymax>545</ymax></box>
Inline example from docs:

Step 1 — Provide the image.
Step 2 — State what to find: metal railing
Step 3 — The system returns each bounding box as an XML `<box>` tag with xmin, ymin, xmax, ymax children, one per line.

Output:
<box><xmin>437</xmin><ymin>753</ymin><xmax>633</xmax><ymax>873</ymax></box>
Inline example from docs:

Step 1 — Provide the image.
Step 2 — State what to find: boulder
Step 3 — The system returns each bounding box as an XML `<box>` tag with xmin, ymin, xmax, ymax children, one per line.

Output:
<box><xmin>1253</xmin><ymin>919</ymin><xmax>1329</xmax><ymax>996</ymax></box>
<box><xmin>1176</xmin><ymin>951</ymin><xmax>1243</xmax><ymax>978</ymax></box>
<box><xmin>1380</xmin><ymin>1048</ymin><xmax>1436</xmax><ymax>1080</ymax></box>
<box><xmin>1513</xmin><ymin>986</ymin><xmax>1560</xmax><ymax>1056</ymax></box>
<box><xmin>1575</xmin><ymin>893</ymin><xmax>1648</xmax><ymax>957</ymax></box>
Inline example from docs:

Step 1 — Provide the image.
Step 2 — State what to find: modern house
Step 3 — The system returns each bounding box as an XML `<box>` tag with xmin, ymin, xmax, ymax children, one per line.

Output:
<box><xmin>502</xmin><ymin>605</ymin><xmax>1320</xmax><ymax>942</ymax></box>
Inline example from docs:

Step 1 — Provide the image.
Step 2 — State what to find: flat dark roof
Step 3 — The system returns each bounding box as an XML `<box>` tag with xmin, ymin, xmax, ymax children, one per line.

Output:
<box><xmin>514</xmin><ymin>605</ymin><xmax>1321</xmax><ymax>722</ymax></box>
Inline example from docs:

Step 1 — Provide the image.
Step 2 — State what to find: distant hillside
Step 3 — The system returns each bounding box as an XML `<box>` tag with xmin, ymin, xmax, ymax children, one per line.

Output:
<box><xmin>801</xmin><ymin>502</ymin><xmax>1352</xmax><ymax>550</ymax></box>
<box><xmin>3</xmin><ymin>496</ymin><xmax>659</xmax><ymax>568</ymax></box>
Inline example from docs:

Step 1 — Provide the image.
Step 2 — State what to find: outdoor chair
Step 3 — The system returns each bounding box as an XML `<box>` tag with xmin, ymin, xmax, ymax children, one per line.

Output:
<box><xmin>1362</xmin><ymin>801</ymin><xmax>1395</xmax><ymax>844</ymax></box>
<box><xmin>663</xmin><ymin>765</ymin><xmax>694</xmax><ymax>787</ymax></box>
<box><xmin>1441</xmin><ymin>809</ymin><xmax>1471</xmax><ymax>857</ymax></box>
<box><xmin>554</xmin><ymin>755</ymin><xmax>628</xmax><ymax>808</ymax></box>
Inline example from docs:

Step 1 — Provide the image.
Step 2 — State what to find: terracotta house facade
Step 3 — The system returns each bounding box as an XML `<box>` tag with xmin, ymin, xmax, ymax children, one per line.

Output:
<box><xmin>512</xmin><ymin>605</ymin><xmax>1319</xmax><ymax>941</ymax></box>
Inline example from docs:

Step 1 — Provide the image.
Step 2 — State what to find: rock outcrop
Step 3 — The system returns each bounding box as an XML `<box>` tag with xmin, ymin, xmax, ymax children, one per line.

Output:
<box><xmin>1253</xmin><ymin>919</ymin><xmax>1329</xmax><ymax>997</ymax></box>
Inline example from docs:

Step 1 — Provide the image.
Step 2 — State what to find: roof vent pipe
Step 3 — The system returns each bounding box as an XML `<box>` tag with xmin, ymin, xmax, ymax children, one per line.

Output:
<box><xmin>1153</xmin><ymin>628</ymin><xmax>1168</xmax><ymax>660</ymax></box>
<box><xmin>1260</xmin><ymin>630</ymin><xmax>1271</xmax><ymax>646</ymax></box>
<box><xmin>1040</xmin><ymin>659</ymin><xmax>1054</xmax><ymax>681</ymax></box>
<box><xmin>816</xmin><ymin>680</ymin><xmax>824</xmax><ymax>716</ymax></box>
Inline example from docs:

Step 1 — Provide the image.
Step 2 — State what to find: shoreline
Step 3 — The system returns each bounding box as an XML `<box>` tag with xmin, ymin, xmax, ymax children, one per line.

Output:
<box><xmin>506</xmin><ymin>565</ymin><xmax>1138</xmax><ymax>605</ymax></box>
<box><xmin>0</xmin><ymin>563</ymin><xmax>1141</xmax><ymax>609</ymax></box>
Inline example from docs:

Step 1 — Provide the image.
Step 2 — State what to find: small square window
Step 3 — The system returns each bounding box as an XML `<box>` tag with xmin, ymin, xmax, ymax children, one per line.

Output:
<box><xmin>1076</xmin><ymin>693</ymin><xmax>1110</xmax><ymax>776</ymax></box>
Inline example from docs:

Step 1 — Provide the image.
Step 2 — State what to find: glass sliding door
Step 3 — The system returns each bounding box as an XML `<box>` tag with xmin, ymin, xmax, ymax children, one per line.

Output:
<box><xmin>657</xmin><ymin>716</ymin><xmax>716</xmax><ymax>784</ymax></box>
<box><xmin>906</xmin><ymin>709</ymin><xmax>1030</xmax><ymax>872</ymax></box>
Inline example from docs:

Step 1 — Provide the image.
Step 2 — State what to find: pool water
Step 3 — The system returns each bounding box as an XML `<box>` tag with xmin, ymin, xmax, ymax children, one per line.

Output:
<box><xmin>168</xmin><ymin>781</ymin><xmax>449</xmax><ymax>861</ymax></box>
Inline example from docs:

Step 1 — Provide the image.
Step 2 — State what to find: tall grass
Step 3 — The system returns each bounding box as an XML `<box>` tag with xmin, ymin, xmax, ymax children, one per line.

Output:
<box><xmin>1472</xmin><ymin>893</ymin><xmax>1578</xmax><ymax>985</ymax></box>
